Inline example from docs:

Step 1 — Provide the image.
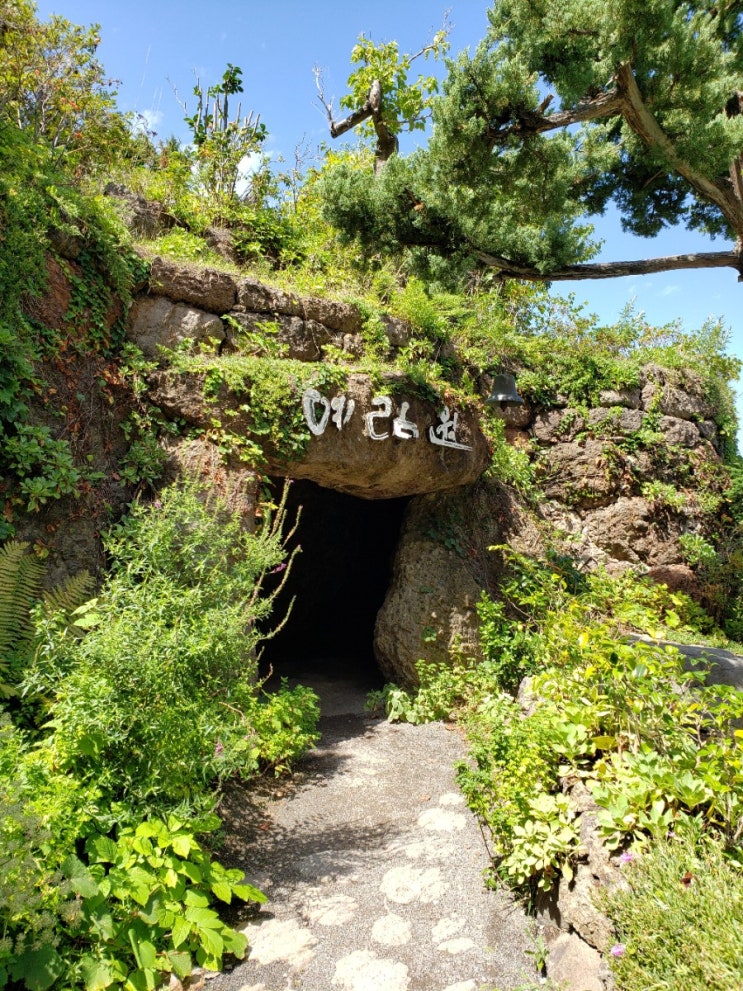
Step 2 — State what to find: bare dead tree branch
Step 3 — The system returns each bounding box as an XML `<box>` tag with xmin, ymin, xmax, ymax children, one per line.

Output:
<box><xmin>485</xmin><ymin>87</ymin><xmax>625</xmax><ymax>147</ymax></box>
<box><xmin>313</xmin><ymin>65</ymin><xmax>336</xmax><ymax>127</ymax></box>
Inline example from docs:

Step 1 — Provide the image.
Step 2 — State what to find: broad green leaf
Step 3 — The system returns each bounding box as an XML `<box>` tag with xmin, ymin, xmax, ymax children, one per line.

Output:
<box><xmin>592</xmin><ymin>736</ymin><xmax>616</xmax><ymax>751</ymax></box>
<box><xmin>171</xmin><ymin>916</ymin><xmax>192</xmax><ymax>949</ymax></box>
<box><xmin>166</xmin><ymin>950</ymin><xmax>193</xmax><ymax>979</ymax></box>
<box><xmin>179</xmin><ymin>860</ymin><xmax>203</xmax><ymax>883</ymax></box>
<box><xmin>211</xmin><ymin>881</ymin><xmax>233</xmax><ymax>903</ymax></box>
<box><xmin>193</xmin><ymin>812</ymin><xmax>221</xmax><ymax>833</ymax></box>
<box><xmin>9</xmin><ymin>946</ymin><xmax>65</xmax><ymax>991</ymax></box>
<box><xmin>184</xmin><ymin>889</ymin><xmax>209</xmax><ymax>908</ymax></box>
<box><xmin>185</xmin><ymin>905</ymin><xmax>221</xmax><ymax>929</ymax></box>
<box><xmin>125</xmin><ymin>970</ymin><xmax>151</xmax><ymax>991</ymax></box>
<box><xmin>80</xmin><ymin>956</ymin><xmax>114</xmax><ymax>991</ymax></box>
<box><xmin>195</xmin><ymin>945</ymin><xmax>221</xmax><ymax>971</ymax></box>
<box><xmin>132</xmin><ymin>836</ymin><xmax>154</xmax><ymax>858</ymax></box>
<box><xmin>163</xmin><ymin>866</ymin><xmax>180</xmax><ymax>887</ymax></box>
<box><xmin>62</xmin><ymin>854</ymin><xmax>99</xmax><ymax>898</ymax></box>
<box><xmin>222</xmin><ymin>928</ymin><xmax>249</xmax><ymax>958</ymax></box>
<box><xmin>87</xmin><ymin>835</ymin><xmax>118</xmax><ymax>864</ymax></box>
<box><xmin>127</xmin><ymin>931</ymin><xmax>157</xmax><ymax>971</ymax></box>
<box><xmin>199</xmin><ymin>926</ymin><xmax>224</xmax><ymax>959</ymax></box>
<box><xmin>171</xmin><ymin>834</ymin><xmax>193</xmax><ymax>858</ymax></box>
<box><xmin>233</xmin><ymin>882</ymin><xmax>267</xmax><ymax>903</ymax></box>
<box><xmin>139</xmin><ymin>894</ymin><xmax>165</xmax><ymax>926</ymax></box>
<box><xmin>136</xmin><ymin>820</ymin><xmax>165</xmax><ymax>839</ymax></box>
<box><xmin>81</xmin><ymin>900</ymin><xmax>115</xmax><ymax>939</ymax></box>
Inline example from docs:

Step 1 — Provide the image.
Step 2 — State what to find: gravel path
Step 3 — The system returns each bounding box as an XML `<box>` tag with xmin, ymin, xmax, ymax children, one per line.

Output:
<box><xmin>211</xmin><ymin>663</ymin><xmax>537</xmax><ymax>991</ymax></box>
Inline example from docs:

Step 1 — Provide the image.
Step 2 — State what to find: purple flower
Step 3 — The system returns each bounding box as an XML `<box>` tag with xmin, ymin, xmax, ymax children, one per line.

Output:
<box><xmin>610</xmin><ymin>944</ymin><xmax>626</xmax><ymax>959</ymax></box>
<box><xmin>152</xmin><ymin>500</ymin><xmax>163</xmax><ymax>510</ymax></box>
<box><xmin>619</xmin><ymin>851</ymin><xmax>635</xmax><ymax>864</ymax></box>
<box><xmin>214</xmin><ymin>740</ymin><xmax>224</xmax><ymax>757</ymax></box>
<box><xmin>269</xmin><ymin>562</ymin><xmax>287</xmax><ymax>574</ymax></box>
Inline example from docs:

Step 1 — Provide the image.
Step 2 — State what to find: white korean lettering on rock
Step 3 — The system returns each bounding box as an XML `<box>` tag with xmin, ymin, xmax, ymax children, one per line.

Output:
<box><xmin>302</xmin><ymin>388</ymin><xmax>331</xmax><ymax>436</ymax></box>
<box><xmin>429</xmin><ymin>407</ymin><xmax>472</xmax><ymax>451</ymax></box>
<box><xmin>331</xmin><ymin>395</ymin><xmax>355</xmax><ymax>430</ymax></box>
<box><xmin>303</xmin><ymin>388</ymin><xmax>471</xmax><ymax>452</ymax></box>
<box><xmin>365</xmin><ymin>396</ymin><xmax>393</xmax><ymax>440</ymax></box>
<box><xmin>392</xmin><ymin>401</ymin><xmax>419</xmax><ymax>440</ymax></box>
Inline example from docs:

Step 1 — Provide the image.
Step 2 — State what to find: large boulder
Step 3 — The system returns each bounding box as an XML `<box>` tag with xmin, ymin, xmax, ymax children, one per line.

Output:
<box><xmin>281</xmin><ymin>374</ymin><xmax>491</xmax><ymax>498</ymax></box>
<box><xmin>148</xmin><ymin>257</ymin><xmax>239</xmax><ymax>313</ymax></box>
<box><xmin>127</xmin><ymin>296</ymin><xmax>225</xmax><ymax>357</ymax></box>
<box><xmin>104</xmin><ymin>184</ymin><xmax>176</xmax><ymax>238</ymax></box>
<box><xmin>374</xmin><ymin>482</ymin><xmax>542</xmax><ymax>685</ymax></box>
<box><xmin>159</xmin><ymin>435</ymin><xmax>260</xmax><ymax>529</ymax></box>
<box><xmin>538</xmin><ymin>439</ymin><xmax>625</xmax><ymax>508</ymax></box>
<box><xmin>147</xmin><ymin>369</ymin><xmax>491</xmax><ymax>500</ymax></box>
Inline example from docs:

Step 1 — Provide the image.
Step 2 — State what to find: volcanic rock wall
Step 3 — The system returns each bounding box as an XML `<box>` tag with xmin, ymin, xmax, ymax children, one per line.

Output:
<box><xmin>15</xmin><ymin>249</ymin><xmax>728</xmax><ymax>684</ymax></box>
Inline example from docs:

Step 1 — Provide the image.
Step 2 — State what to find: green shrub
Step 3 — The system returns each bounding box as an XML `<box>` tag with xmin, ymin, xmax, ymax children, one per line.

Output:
<box><xmin>148</xmin><ymin>228</ymin><xmax>226</xmax><ymax>265</ymax></box>
<box><xmin>21</xmin><ymin>482</ymin><xmax>318</xmax><ymax>814</ymax></box>
<box><xmin>368</xmin><ymin>654</ymin><xmax>501</xmax><ymax>724</ymax></box>
<box><xmin>476</xmin><ymin>592</ymin><xmax>543</xmax><ymax>693</ymax></box>
<box><xmin>380</xmin><ymin>550</ymin><xmax>742</xmax><ymax>894</ymax></box>
<box><xmin>1</xmin><ymin>482</ymin><xmax>319</xmax><ymax>989</ymax></box>
<box><xmin>0</xmin><ymin>776</ymin><xmax>266</xmax><ymax>991</ymax></box>
<box><xmin>457</xmin><ymin>625</ymin><xmax>743</xmax><ymax>893</ymax></box>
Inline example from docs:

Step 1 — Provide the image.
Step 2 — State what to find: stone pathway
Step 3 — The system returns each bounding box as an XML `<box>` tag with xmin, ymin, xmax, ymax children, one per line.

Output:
<box><xmin>211</xmin><ymin>664</ymin><xmax>537</xmax><ymax>991</ymax></box>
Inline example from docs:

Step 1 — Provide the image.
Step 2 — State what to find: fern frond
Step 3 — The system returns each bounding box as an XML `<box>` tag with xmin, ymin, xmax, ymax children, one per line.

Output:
<box><xmin>0</xmin><ymin>540</ymin><xmax>44</xmax><ymax>655</ymax></box>
<box><xmin>42</xmin><ymin>570</ymin><xmax>94</xmax><ymax>617</ymax></box>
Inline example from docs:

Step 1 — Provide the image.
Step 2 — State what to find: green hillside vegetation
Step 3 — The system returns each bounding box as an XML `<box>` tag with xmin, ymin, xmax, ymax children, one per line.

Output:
<box><xmin>1</xmin><ymin>2</ymin><xmax>743</xmax><ymax>989</ymax></box>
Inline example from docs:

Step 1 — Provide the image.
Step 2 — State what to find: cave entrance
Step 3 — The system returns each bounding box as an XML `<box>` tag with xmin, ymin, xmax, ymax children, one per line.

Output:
<box><xmin>260</xmin><ymin>479</ymin><xmax>409</xmax><ymax>692</ymax></box>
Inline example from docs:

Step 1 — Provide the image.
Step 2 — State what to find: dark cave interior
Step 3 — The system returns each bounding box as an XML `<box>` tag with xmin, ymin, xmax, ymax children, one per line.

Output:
<box><xmin>259</xmin><ymin>478</ymin><xmax>409</xmax><ymax>682</ymax></box>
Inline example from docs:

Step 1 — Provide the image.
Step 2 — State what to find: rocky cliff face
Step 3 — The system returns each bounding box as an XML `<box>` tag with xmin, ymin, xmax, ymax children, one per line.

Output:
<box><xmin>13</xmin><ymin>246</ymin><xmax>729</xmax><ymax>683</ymax></box>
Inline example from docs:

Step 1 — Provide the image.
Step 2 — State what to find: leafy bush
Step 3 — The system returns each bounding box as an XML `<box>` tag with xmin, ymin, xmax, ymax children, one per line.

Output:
<box><xmin>0</xmin><ymin>1</ymin><xmax>133</xmax><ymax>175</ymax></box>
<box><xmin>379</xmin><ymin>549</ymin><xmax>742</xmax><ymax>895</ymax></box>
<box><xmin>0</xmin><ymin>770</ymin><xmax>266</xmax><ymax>991</ymax></box>
<box><xmin>22</xmin><ymin>482</ymin><xmax>317</xmax><ymax>813</ymax></box>
<box><xmin>148</xmin><ymin>228</ymin><xmax>226</xmax><ymax>265</ymax></box>
<box><xmin>1</xmin><ymin>482</ymin><xmax>320</xmax><ymax>989</ymax></box>
<box><xmin>458</xmin><ymin>622</ymin><xmax>743</xmax><ymax>892</ymax></box>
<box><xmin>368</xmin><ymin>654</ymin><xmax>501</xmax><ymax>725</ymax></box>
<box><xmin>11</xmin><ymin>815</ymin><xmax>265</xmax><ymax>991</ymax></box>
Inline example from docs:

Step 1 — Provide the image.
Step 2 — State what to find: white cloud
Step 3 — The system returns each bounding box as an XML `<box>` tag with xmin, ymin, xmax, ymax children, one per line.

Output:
<box><xmin>235</xmin><ymin>151</ymin><xmax>269</xmax><ymax>198</ymax></box>
<box><xmin>659</xmin><ymin>284</ymin><xmax>681</xmax><ymax>297</ymax></box>
<box><xmin>132</xmin><ymin>108</ymin><xmax>163</xmax><ymax>135</ymax></box>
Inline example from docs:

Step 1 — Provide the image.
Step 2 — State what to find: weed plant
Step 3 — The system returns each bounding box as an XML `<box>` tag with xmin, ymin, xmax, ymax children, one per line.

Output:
<box><xmin>0</xmin><ymin>483</ymin><xmax>319</xmax><ymax>989</ymax></box>
<box><xmin>603</xmin><ymin>821</ymin><xmax>743</xmax><ymax>991</ymax></box>
<box><xmin>376</xmin><ymin>550</ymin><xmax>743</xmax><ymax>911</ymax></box>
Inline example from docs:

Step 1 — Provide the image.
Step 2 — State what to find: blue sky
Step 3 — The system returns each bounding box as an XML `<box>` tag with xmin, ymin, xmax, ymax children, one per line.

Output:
<box><xmin>37</xmin><ymin>0</ymin><xmax>743</xmax><ymax>430</ymax></box>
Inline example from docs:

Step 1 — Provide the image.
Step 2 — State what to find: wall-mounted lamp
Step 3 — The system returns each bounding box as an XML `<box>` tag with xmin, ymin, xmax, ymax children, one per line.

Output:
<box><xmin>484</xmin><ymin>372</ymin><xmax>524</xmax><ymax>410</ymax></box>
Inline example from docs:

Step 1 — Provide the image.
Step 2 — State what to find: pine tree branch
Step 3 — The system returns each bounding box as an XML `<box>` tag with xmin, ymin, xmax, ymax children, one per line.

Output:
<box><xmin>486</xmin><ymin>87</ymin><xmax>624</xmax><ymax>146</ymax></box>
<box><xmin>473</xmin><ymin>247</ymin><xmax>743</xmax><ymax>281</ymax></box>
<box><xmin>616</xmin><ymin>62</ymin><xmax>743</xmax><ymax>239</ymax></box>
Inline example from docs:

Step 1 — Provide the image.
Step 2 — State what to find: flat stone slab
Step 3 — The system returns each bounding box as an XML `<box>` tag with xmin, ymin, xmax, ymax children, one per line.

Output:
<box><xmin>630</xmin><ymin>636</ymin><xmax>743</xmax><ymax>692</ymax></box>
<box><xmin>211</xmin><ymin>665</ymin><xmax>537</xmax><ymax>991</ymax></box>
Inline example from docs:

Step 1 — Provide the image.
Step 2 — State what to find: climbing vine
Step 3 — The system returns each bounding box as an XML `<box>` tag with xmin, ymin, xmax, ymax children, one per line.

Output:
<box><xmin>171</xmin><ymin>350</ymin><xmax>348</xmax><ymax>464</ymax></box>
<box><xmin>0</xmin><ymin>124</ymin><xmax>148</xmax><ymax>535</ymax></box>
